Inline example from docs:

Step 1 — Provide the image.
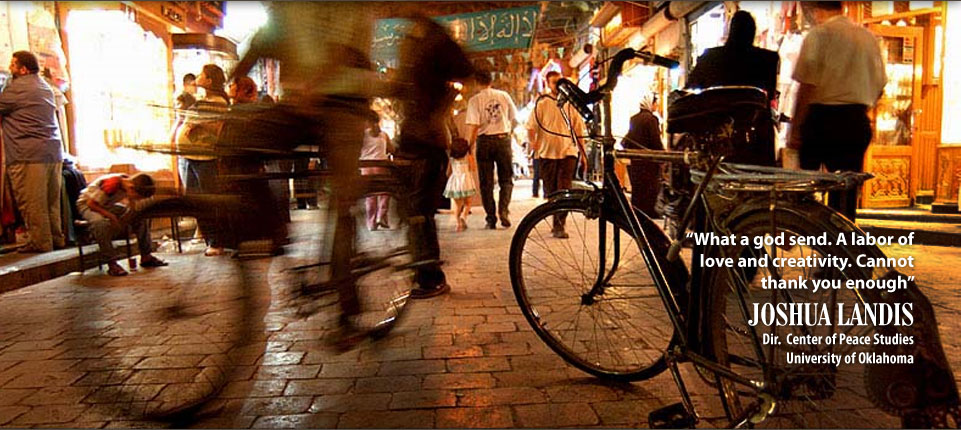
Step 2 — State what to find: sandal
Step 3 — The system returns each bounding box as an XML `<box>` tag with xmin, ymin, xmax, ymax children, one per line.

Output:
<box><xmin>204</xmin><ymin>247</ymin><xmax>226</xmax><ymax>257</ymax></box>
<box><xmin>410</xmin><ymin>282</ymin><xmax>450</xmax><ymax>299</ymax></box>
<box><xmin>107</xmin><ymin>264</ymin><xmax>129</xmax><ymax>277</ymax></box>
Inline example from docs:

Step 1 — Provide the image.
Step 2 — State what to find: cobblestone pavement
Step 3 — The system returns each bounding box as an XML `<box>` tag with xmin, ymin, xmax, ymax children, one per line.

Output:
<box><xmin>0</xmin><ymin>181</ymin><xmax>959</xmax><ymax>428</ymax></box>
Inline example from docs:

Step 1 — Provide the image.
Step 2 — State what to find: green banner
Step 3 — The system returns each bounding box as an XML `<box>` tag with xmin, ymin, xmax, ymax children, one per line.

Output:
<box><xmin>372</xmin><ymin>5</ymin><xmax>539</xmax><ymax>59</ymax></box>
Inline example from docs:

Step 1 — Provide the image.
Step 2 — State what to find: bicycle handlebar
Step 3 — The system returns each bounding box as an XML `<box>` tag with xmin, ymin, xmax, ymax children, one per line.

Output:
<box><xmin>555</xmin><ymin>48</ymin><xmax>679</xmax><ymax>122</ymax></box>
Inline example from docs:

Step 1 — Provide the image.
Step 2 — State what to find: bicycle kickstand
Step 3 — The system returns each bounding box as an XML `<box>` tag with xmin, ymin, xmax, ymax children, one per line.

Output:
<box><xmin>648</xmin><ymin>346</ymin><xmax>699</xmax><ymax>428</ymax></box>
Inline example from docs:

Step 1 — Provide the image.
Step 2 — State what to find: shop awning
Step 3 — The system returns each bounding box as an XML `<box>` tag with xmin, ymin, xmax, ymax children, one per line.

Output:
<box><xmin>172</xmin><ymin>33</ymin><xmax>238</xmax><ymax>58</ymax></box>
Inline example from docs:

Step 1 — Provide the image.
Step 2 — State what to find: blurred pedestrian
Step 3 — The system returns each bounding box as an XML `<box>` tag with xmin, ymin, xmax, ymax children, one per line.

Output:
<box><xmin>228</xmin><ymin>75</ymin><xmax>258</xmax><ymax>105</ymax></box>
<box><xmin>396</xmin><ymin>15</ymin><xmax>473</xmax><ymax>298</ymax></box>
<box><xmin>622</xmin><ymin>93</ymin><xmax>663</xmax><ymax>218</ymax></box>
<box><xmin>789</xmin><ymin>1</ymin><xmax>886</xmax><ymax>221</ymax></box>
<box><xmin>360</xmin><ymin>111</ymin><xmax>391</xmax><ymax>231</ymax></box>
<box><xmin>688</xmin><ymin>10</ymin><xmax>779</xmax><ymax>167</ymax></box>
<box><xmin>0</xmin><ymin>51</ymin><xmax>65</xmax><ymax>253</ymax></box>
<box><xmin>170</xmin><ymin>73</ymin><xmax>197</xmax><ymax>192</ymax></box>
<box><xmin>530</xmin><ymin>148</ymin><xmax>541</xmax><ymax>198</ymax></box>
<box><xmin>219</xmin><ymin>75</ymin><xmax>288</xmax><ymax>255</ymax></box>
<box><xmin>466</xmin><ymin>67</ymin><xmax>518</xmax><ymax>229</ymax></box>
<box><xmin>526</xmin><ymin>71</ymin><xmax>585</xmax><ymax>238</ymax></box>
<box><xmin>176</xmin><ymin>63</ymin><xmax>229</xmax><ymax>256</ymax></box>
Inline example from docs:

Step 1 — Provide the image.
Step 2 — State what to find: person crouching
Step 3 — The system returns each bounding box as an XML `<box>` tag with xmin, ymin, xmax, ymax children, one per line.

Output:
<box><xmin>77</xmin><ymin>173</ymin><xmax>167</xmax><ymax>276</ymax></box>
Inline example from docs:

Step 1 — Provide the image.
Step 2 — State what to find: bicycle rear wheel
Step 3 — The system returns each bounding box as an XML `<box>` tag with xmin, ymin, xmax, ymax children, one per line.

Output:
<box><xmin>64</xmin><ymin>198</ymin><xmax>256</xmax><ymax>420</ymax></box>
<box><xmin>340</xmin><ymin>178</ymin><xmax>414</xmax><ymax>337</ymax></box>
<box><xmin>510</xmin><ymin>197</ymin><xmax>685</xmax><ymax>381</ymax></box>
<box><xmin>707</xmin><ymin>204</ymin><xmax>904</xmax><ymax>427</ymax></box>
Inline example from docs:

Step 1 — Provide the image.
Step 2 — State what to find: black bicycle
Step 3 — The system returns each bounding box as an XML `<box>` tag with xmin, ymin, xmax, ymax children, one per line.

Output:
<box><xmin>510</xmin><ymin>48</ymin><xmax>959</xmax><ymax>428</ymax></box>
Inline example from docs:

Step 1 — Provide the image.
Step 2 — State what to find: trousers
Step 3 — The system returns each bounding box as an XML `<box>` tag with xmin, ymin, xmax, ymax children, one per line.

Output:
<box><xmin>398</xmin><ymin>150</ymin><xmax>448</xmax><ymax>288</ymax></box>
<box><xmin>80</xmin><ymin>203</ymin><xmax>150</xmax><ymax>260</ymax></box>
<box><xmin>799</xmin><ymin>104</ymin><xmax>872</xmax><ymax>221</ymax></box>
<box><xmin>476</xmin><ymin>134</ymin><xmax>513</xmax><ymax>225</ymax></box>
<box><xmin>540</xmin><ymin>157</ymin><xmax>576</xmax><ymax>231</ymax></box>
<box><xmin>5</xmin><ymin>162</ymin><xmax>64</xmax><ymax>251</ymax></box>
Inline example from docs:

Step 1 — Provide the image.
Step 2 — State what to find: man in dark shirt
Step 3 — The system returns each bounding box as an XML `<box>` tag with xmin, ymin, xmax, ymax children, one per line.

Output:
<box><xmin>396</xmin><ymin>16</ymin><xmax>474</xmax><ymax>298</ymax></box>
<box><xmin>0</xmin><ymin>51</ymin><xmax>65</xmax><ymax>252</ymax></box>
<box><xmin>687</xmin><ymin>10</ymin><xmax>779</xmax><ymax>167</ymax></box>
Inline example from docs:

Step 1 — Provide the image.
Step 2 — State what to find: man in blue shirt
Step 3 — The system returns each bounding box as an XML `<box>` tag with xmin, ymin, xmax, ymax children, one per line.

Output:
<box><xmin>0</xmin><ymin>51</ymin><xmax>64</xmax><ymax>252</ymax></box>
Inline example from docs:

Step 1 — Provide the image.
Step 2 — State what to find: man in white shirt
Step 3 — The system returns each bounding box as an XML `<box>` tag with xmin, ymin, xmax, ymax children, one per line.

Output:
<box><xmin>526</xmin><ymin>71</ymin><xmax>586</xmax><ymax>238</ymax></box>
<box><xmin>788</xmin><ymin>1</ymin><xmax>886</xmax><ymax>221</ymax></box>
<box><xmin>466</xmin><ymin>69</ymin><xmax>518</xmax><ymax>229</ymax></box>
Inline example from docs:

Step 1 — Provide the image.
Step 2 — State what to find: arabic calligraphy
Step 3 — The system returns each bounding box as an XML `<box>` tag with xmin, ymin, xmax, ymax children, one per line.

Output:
<box><xmin>372</xmin><ymin>6</ymin><xmax>539</xmax><ymax>55</ymax></box>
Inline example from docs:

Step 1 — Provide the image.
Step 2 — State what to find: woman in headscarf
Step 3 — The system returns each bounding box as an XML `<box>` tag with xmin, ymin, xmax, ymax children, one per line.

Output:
<box><xmin>622</xmin><ymin>91</ymin><xmax>663</xmax><ymax>218</ymax></box>
<box><xmin>687</xmin><ymin>10</ymin><xmax>779</xmax><ymax>167</ymax></box>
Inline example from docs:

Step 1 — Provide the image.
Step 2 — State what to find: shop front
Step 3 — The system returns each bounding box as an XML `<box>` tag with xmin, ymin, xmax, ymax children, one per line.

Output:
<box><xmin>722</xmin><ymin>1</ymin><xmax>947</xmax><ymax>210</ymax></box>
<box><xmin>939</xmin><ymin>1</ymin><xmax>961</xmax><ymax>211</ymax></box>
<box><xmin>601</xmin><ymin>1</ymin><xmax>957</xmax><ymax>213</ymax></box>
<box><xmin>853</xmin><ymin>3</ymin><xmax>946</xmax><ymax>209</ymax></box>
<box><xmin>588</xmin><ymin>2</ymin><xmax>704</xmax><ymax>189</ymax></box>
<box><xmin>56</xmin><ymin>1</ymin><xmax>227</xmax><ymax>190</ymax></box>
<box><xmin>731</xmin><ymin>2</ymin><xmax>953</xmax><ymax>211</ymax></box>
<box><xmin>62</xmin><ymin>6</ymin><xmax>173</xmax><ymax>174</ymax></box>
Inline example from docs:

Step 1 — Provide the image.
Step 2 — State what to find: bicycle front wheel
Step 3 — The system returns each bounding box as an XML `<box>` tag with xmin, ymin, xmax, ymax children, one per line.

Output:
<box><xmin>510</xmin><ymin>197</ymin><xmax>684</xmax><ymax>381</ymax></box>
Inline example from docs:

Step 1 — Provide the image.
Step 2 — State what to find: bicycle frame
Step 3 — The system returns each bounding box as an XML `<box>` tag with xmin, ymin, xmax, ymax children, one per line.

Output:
<box><xmin>536</xmin><ymin>46</ymin><xmax>961</xmax><ymax>428</ymax></box>
<box><xmin>565</xmin><ymin>87</ymin><xmax>770</xmax><ymax>424</ymax></box>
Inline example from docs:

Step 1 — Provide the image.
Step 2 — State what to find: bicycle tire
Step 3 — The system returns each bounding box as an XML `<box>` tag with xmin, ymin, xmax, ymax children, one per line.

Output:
<box><xmin>706</xmin><ymin>201</ymin><xmax>904</xmax><ymax>427</ymax></box>
<box><xmin>510</xmin><ymin>197</ymin><xmax>686</xmax><ymax>381</ymax></box>
<box><xmin>339</xmin><ymin>178</ymin><xmax>415</xmax><ymax>338</ymax></box>
<box><xmin>274</xmin><ymin>171</ymin><xmax>414</xmax><ymax>341</ymax></box>
<box><xmin>65</xmin><ymin>197</ymin><xmax>257</xmax><ymax>421</ymax></box>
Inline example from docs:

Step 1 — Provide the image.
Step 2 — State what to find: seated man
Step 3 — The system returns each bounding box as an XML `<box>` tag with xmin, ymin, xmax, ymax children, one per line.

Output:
<box><xmin>77</xmin><ymin>173</ymin><xmax>167</xmax><ymax>276</ymax></box>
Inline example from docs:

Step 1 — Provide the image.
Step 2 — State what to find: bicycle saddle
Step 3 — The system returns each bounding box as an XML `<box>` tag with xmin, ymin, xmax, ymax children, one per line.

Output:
<box><xmin>667</xmin><ymin>86</ymin><xmax>768</xmax><ymax>135</ymax></box>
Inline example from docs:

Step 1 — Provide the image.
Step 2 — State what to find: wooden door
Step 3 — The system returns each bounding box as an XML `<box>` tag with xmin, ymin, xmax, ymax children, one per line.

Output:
<box><xmin>862</xmin><ymin>25</ymin><xmax>923</xmax><ymax>208</ymax></box>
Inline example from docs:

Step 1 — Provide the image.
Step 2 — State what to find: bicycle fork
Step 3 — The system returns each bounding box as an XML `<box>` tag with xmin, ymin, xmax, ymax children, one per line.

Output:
<box><xmin>583</xmin><ymin>215</ymin><xmax>622</xmax><ymax>305</ymax></box>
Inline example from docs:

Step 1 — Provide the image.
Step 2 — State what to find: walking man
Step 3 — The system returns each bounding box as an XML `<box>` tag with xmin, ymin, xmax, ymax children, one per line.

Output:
<box><xmin>0</xmin><ymin>51</ymin><xmax>64</xmax><ymax>252</ymax></box>
<box><xmin>466</xmin><ymin>68</ymin><xmax>518</xmax><ymax>229</ymax></box>
<box><xmin>789</xmin><ymin>1</ymin><xmax>886</xmax><ymax>221</ymax></box>
<box><xmin>526</xmin><ymin>71</ymin><xmax>585</xmax><ymax>238</ymax></box>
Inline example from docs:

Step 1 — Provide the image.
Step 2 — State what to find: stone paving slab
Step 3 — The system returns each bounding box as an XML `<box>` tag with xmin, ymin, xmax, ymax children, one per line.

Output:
<box><xmin>0</xmin><ymin>181</ymin><xmax>958</xmax><ymax>428</ymax></box>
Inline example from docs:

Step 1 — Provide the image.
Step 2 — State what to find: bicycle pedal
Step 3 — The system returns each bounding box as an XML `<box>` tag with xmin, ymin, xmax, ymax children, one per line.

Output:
<box><xmin>649</xmin><ymin>402</ymin><xmax>696</xmax><ymax>429</ymax></box>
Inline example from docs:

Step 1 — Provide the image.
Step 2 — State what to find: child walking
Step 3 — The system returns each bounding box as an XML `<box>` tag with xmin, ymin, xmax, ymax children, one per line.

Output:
<box><xmin>444</xmin><ymin>138</ymin><xmax>477</xmax><ymax>232</ymax></box>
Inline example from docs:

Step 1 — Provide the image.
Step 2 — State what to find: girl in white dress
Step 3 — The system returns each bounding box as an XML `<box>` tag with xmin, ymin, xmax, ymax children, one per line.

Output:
<box><xmin>444</xmin><ymin>138</ymin><xmax>476</xmax><ymax>232</ymax></box>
